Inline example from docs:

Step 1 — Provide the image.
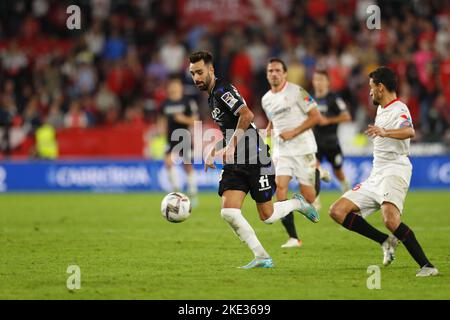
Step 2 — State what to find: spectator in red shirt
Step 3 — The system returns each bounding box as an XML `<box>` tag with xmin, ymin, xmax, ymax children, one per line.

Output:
<box><xmin>64</xmin><ymin>100</ymin><xmax>88</xmax><ymax>128</ymax></box>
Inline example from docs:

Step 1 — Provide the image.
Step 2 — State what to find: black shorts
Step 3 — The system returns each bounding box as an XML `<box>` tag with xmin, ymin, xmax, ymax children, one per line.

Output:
<box><xmin>218</xmin><ymin>164</ymin><xmax>276</xmax><ymax>203</ymax></box>
<box><xmin>316</xmin><ymin>144</ymin><xmax>344</xmax><ymax>170</ymax></box>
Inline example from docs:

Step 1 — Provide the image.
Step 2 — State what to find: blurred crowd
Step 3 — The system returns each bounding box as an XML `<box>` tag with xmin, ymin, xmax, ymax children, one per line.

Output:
<box><xmin>0</xmin><ymin>0</ymin><xmax>450</xmax><ymax>157</ymax></box>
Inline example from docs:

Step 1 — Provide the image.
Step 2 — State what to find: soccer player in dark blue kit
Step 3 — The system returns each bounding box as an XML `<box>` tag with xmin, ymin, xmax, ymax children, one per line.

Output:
<box><xmin>159</xmin><ymin>75</ymin><xmax>199</xmax><ymax>204</ymax></box>
<box><xmin>188</xmin><ymin>51</ymin><xmax>319</xmax><ymax>268</ymax></box>
<box><xmin>312</xmin><ymin>69</ymin><xmax>352</xmax><ymax>209</ymax></box>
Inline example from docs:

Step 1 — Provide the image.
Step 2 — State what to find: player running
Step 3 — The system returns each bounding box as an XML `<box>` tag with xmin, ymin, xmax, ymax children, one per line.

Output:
<box><xmin>312</xmin><ymin>69</ymin><xmax>352</xmax><ymax>210</ymax></box>
<box><xmin>329</xmin><ymin>66</ymin><xmax>438</xmax><ymax>277</ymax></box>
<box><xmin>159</xmin><ymin>75</ymin><xmax>199</xmax><ymax>204</ymax></box>
<box><xmin>261</xmin><ymin>58</ymin><xmax>327</xmax><ymax>248</ymax></box>
<box><xmin>188</xmin><ymin>51</ymin><xmax>319</xmax><ymax>269</ymax></box>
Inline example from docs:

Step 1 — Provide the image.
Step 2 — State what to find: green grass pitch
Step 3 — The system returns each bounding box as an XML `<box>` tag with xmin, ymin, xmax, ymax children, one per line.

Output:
<box><xmin>0</xmin><ymin>191</ymin><xmax>449</xmax><ymax>299</ymax></box>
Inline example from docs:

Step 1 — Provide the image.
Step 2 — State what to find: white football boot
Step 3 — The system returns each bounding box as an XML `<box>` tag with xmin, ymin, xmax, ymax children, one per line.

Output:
<box><xmin>381</xmin><ymin>235</ymin><xmax>399</xmax><ymax>266</ymax></box>
<box><xmin>416</xmin><ymin>266</ymin><xmax>439</xmax><ymax>277</ymax></box>
<box><xmin>281</xmin><ymin>238</ymin><xmax>303</xmax><ymax>248</ymax></box>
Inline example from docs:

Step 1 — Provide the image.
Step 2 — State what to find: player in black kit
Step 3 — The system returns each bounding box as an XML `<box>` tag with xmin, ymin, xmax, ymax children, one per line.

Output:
<box><xmin>159</xmin><ymin>75</ymin><xmax>199</xmax><ymax>203</ymax></box>
<box><xmin>188</xmin><ymin>51</ymin><xmax>318</xmax><ymax>268</ymax></box>
<box><xmin>312</xmin><ymin>69</ymin><xmax>352</xmax><ymax>209</ymax></box>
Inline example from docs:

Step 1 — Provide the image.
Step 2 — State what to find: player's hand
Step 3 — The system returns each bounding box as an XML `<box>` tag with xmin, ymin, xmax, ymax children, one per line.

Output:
<box><xmin>280</xmin><ymin>130</ymin><xmax>297</xmax><ymax>141</ymax></box>
<box><xmin>365</xmin><ymin>124</ymin><xmax>386</xmax><ymax>137</ymax></box>
<box><xmin>204</xmin><ymin>150</ymin><xmax>216</xmax><ymax>172</ymax></box>
<box><xmin>204</xmin><ymin>157</ymin><xmax>216</xmax><ymax>172</ymax></box>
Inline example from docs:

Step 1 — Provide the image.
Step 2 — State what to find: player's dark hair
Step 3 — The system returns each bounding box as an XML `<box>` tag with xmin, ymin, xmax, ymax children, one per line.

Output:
<box><xmin>167</xmin><ymin>73</ymin><xmax>183</xmax><ymax>82</ymax></box>
<box><xmin>268</xmin><ymin>57</ymin><xmax>287</xmax><ymax>72</ymax></box>
<box><xmin>369</xmin><ymin>66</ymin><xmax>397</xmax><ymax>92</ymax></box>
<box><xmin>314</xmin><ymin>68</ymin><xmax>329</xmax><ymax>78</ymax></box>
<box><xmin>189</xmin><ymin>51</ymin><xmax>213</xmax><ymax>65</ymax></box>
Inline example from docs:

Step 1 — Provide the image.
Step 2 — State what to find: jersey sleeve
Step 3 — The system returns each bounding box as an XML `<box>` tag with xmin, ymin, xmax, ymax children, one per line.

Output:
<box><xmin>298</xmin><ymin>87</ymin><xmax>318</xmax><ymax>113</ymax></box>
<box><xmin>393</xmin><ymin>107</ymin><xmax>413</xmax><ymax>129</ymax></box>
<box><xmin>215</xmin><ymin>84</ymin><xmax>247</xmax><ymax>116</ymax></box>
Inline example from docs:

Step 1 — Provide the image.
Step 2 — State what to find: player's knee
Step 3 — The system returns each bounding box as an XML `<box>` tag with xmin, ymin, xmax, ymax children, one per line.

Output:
<box><xmin>329</xmin><ymin>203</ymin><xmax>345</xmax><ymax>222</ymax></box>
<box><xmin>220</xmin><ymin>208</ymin><xmax>240</xmax><ymax>222</ymax></box>
<box><xmin>382</xmin><ymin>212</ymin><xmax>400</xmax><ymax>231</ymax></box>
<box><xmin>259</xmin><ymin>207</ymin><xmax>274</xmax><ymax>222</ymax></box>
<box><xmin>382</xmin><ymin>203</ymin><xmax>401</xmax><ymax>231</ymax></box>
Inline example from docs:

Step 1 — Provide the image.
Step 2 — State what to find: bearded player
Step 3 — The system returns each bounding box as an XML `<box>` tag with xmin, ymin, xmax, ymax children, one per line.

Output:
<box><xmin>189</xmin><ymin>51</ymin><xmax>319</xmax><ymax>269</ymax></box>
<box><xmin>329</xmin><ymin>67</ymin><xmax>438</xmax><ymax>277</ymax></box>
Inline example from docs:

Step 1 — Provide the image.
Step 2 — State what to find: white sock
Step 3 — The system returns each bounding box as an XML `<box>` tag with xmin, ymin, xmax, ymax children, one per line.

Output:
<box><xmin>221</xmin><ymin>208</ymin><xmax>269</xmax><ymax>259</ymax></box>
<box><xmin>263</xmin><ymin>199</ymin><xmax>301</xmax><ymax>224</ymax></box>
<box><xmin>340</xmin><ymin>180</ymin><xmax>351</xmax><ymax>192</ymax></box>
<box><xmin>168</xmin><ymin>166</ymin><xmax>179</xmax><ymax>191</ymax></box>
<box><xmin>312</xmin><ymin>195</ymin><xmax>321</xmax><ymax>211</ymax></box>
<box><xmin>187</xmin><ymin>171</ymin><xmax>197</xmax><ymax>196</ymax></box>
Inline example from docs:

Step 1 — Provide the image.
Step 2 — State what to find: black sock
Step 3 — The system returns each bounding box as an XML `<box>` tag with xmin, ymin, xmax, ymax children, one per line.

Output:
<box><xmin>393</xmin><ymin>223</ymin><xmax>433</xmax><ymax>268</ymax></box>
<box><xmin>281</xmin><ymin>212</ymin><xmax>298</xmax><ymax>239</ymax></box>
<box><xmin>315</xmin><ymin>168</ymin><xmax>321</xmax><ymax>196</ymax></box>
<box><xmin>342</xmin><ymin>212</ymin><xmax>389</xmax><ymax>244</ymax></box>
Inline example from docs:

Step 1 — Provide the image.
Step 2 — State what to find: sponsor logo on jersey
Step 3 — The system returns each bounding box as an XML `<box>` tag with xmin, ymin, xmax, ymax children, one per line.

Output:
<box><xmin>267</xmin><ymin>107</ymin><xmax>291</xmax><ymax>119</ymax></box>
<box><xmin>221</xmin><ymin>92</ymin><xmax>238</xmax><ymax>109</ymax></box>
<box><xmin>165</xmin><ymin>104</ymin><xmax>186</xmax><ymax>115</ymax></box>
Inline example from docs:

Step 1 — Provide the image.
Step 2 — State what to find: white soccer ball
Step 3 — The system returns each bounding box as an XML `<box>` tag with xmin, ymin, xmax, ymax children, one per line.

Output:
<box><xmin>161</xmin><ymin>192</ymin><xmax>191</xmax><ymax>223</ymax></box>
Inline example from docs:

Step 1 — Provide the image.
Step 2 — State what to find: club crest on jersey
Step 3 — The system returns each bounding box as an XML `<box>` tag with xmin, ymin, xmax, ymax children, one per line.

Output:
<box><xmin>221</xmin><ymin>92</ymin><xmax>238</xmax><ymax>108</ymax></box>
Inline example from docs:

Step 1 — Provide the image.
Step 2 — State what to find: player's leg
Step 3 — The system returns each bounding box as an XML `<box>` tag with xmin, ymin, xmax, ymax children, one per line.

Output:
<box><xmin>251</xmin><ymin>171</ymin><xmax>318</xmax><ymax>224</ymax></box>
<box><xmin>315</xmin><ymin>148</ymin><xmax>331</xmax><ymax>182</ymax></box>
<box><xmin>221</xmin><ymin>190</ymin><xmax>272</xmax><ymax>268</ymax></box>
<box><xmin>299</xmin><ymin>184</ymin><xmax>316</xmax><ymax>204</ymax></box>
<box><xmin>165</xmin><ymin>151</ymin><xmax>180</xmax><ymax>191</ymax></box>
<box><xmin>183</xmin><ymin>163</ymin><xmax>198</xmax><ymax>205</ymax></box>
<box><xmin>219</xmin><ymin>168</ymin><xmax>272</xmax><ymax>268</ymax></box>
<box><xmin>275</xmin><ymin>175</ymin><xmax>302</xmax><ymax>248</ymax></box>
<box><xmin>329</xmin><ymin>146</ymin><xmax>350</xmax><ymax>192</ymax></box>
<box><xmin>329</xmin><ymin>196</ymin><xmax>389</xmax><ymax>245</ymax></box>
<box><xmin>381</xmin><ymin>201</ymin><xmax>438</xmax><ymax>276</ymax></box>
<box><xmin>313</xmin><ymin>155</ymin><xmax>324</xmax><ymax>211</ymax></box>
<box><xmin>290</xmin><ymin>154</ymin><xmax>320</xmax><ymax>222</ymax></box>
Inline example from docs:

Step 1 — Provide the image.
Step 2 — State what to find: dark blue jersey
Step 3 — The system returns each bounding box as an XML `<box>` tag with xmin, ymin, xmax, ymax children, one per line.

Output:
<box><xmin>160</xmin><ymin>97</ymin><xmax>198</xmax><ymax>138</ymax></box>
<box><xmin>208</xmin><ymin>78</ymin><xmax>269</xmax><ymax>166</ymax></box>
<box><xmin>313</xmin><ymin>92</ymin><xmax>347</xmax><ymax>147</ymax></box>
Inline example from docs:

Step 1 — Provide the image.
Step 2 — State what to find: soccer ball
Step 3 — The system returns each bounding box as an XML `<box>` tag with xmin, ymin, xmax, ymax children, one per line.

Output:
<box><xmin>161</xmin><ymin>192</ymin><xmax>191</xmax><ymax>223</ymax></box>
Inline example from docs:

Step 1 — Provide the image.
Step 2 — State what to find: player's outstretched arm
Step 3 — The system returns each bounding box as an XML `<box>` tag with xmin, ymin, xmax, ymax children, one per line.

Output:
<box><xmin>280</xmin><ymin>108</ymin><xmax>320</xmax><ymax>141</ymax></box>
<box><xmin>319</xmin><ymin>111</ymin><xmax>352</xmax><ymax>126</ymax></box>
<box><xmin>265</xmin><ymin>121</ymin><xmax>273</xmax><ymax>136</ymax></box>
<box><xmin>365</xmin><ymin>125</ymin><xmax>415</xmax><ymax>140</ymax></box>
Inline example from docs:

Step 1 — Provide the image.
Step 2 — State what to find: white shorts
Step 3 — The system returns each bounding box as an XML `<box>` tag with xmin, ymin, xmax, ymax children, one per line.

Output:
<box><xmin>273</xmin><ymin>153</ymin><xmax>316</xmax><ymax>186</ymax></box>
<box><xmin>342</xmin><ymin>173</ymin><xmax>409</xmax><ymax>218</ymax></box>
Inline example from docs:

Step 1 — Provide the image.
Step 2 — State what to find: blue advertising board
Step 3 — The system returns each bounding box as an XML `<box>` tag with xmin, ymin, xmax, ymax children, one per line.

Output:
<box><xmin>0</xmin><ymin>156</ymin><xmax>449</xmax><ymax>192</ymax></box>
